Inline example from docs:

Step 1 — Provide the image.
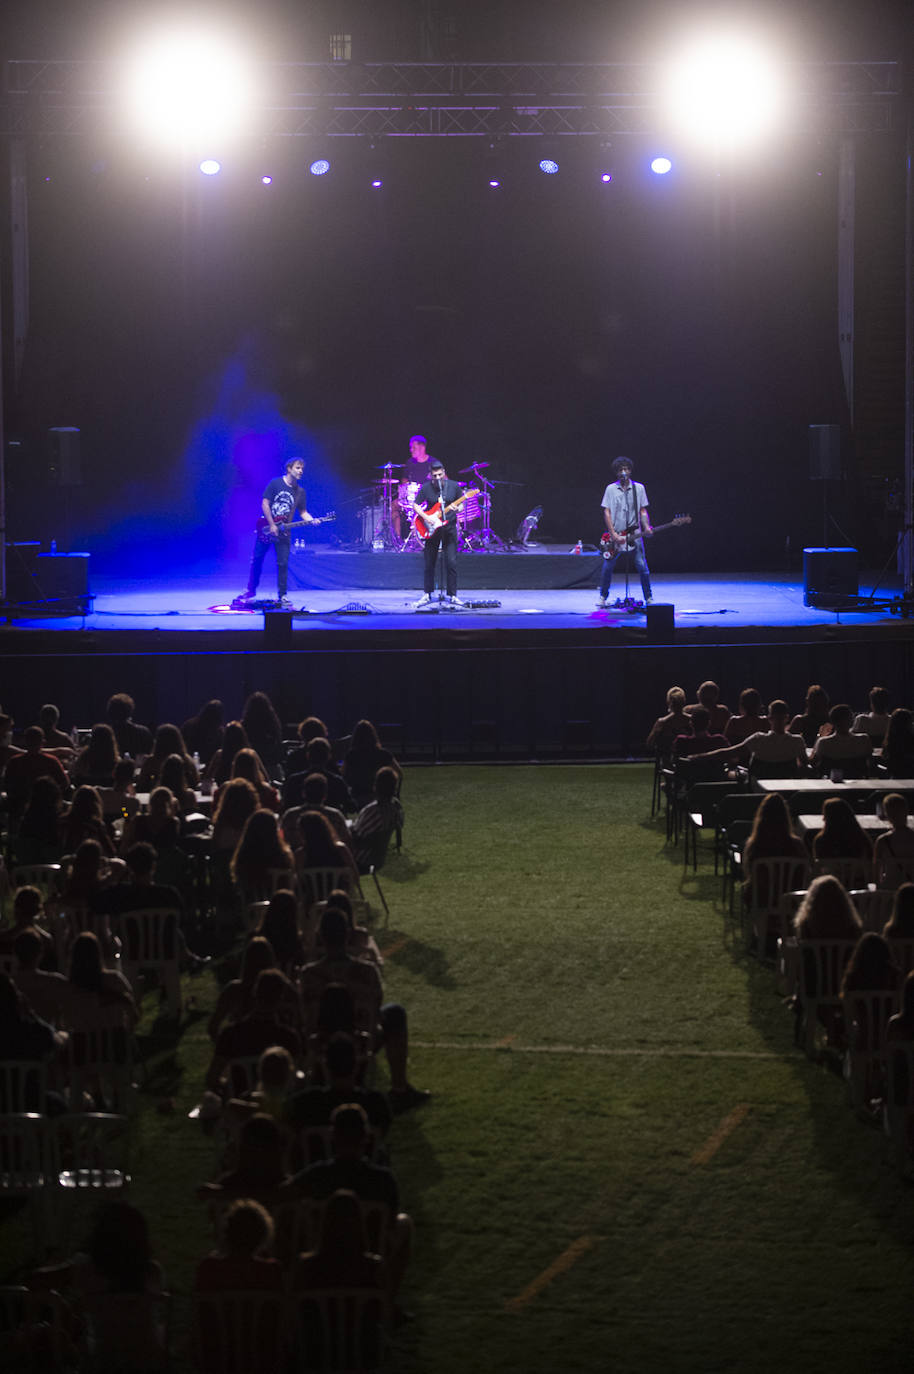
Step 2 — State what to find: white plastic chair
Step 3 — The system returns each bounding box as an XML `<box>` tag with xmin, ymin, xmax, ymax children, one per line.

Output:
<box><xmin>844</xmin><ymin>989</ymin><xmax>899</xmax><ymax>1112</ymax></box>
<box><xmin>849</xmin><ymin>888</ymin><xmax>896</xmax><ymax>935</ymax></box>
<box><xmin>743</xmin><ymin>857</ymin><xmax>811</xmax><ymax>960</ymax></box>
<box><xmin>118</xmin><ymin>908</ymin><xmax>183</xmax><ymax>1018</ymax></box>
<box><xmin>0</xmin><ymin>1113</ymin><xmax>57</xmax><ymax>1251</ymax></box>
<box><xmin>0</xmin><ymin>1060</ymin><xmax>48</xmax><ymax>1113</ymax></box>
<box><xmin>288</xmin><ymin>1287</ymin><xmax>387</xmax><ymax>1374</ymax></box>
<box><xmin>796</xmin><ymin>938</ymin><xmax>858</xmax><ymax>1057</ymax></box>
<box><xmin>66</xmin><ymin>1006</ymin><xmax>136</xmax><ymax>1113</ymax></box>
<box><xmin>192</xmin><ymin>1288</ymin><xmax>286</xmax><ymax>1374</ymax></box>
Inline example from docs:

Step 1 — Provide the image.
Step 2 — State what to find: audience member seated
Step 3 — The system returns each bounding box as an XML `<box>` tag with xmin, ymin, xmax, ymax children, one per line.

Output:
<box><xmin>291</xmin><ymin>1186</ymin><xmax>385</xmax><ymax>1290</ymax></box>
<box><xmin>886</xmin><ymin>968</ymin><xmax>914</xmax><ymax>1043</ymax></box>
<box><xmin>16</xmin><ymin>776</ymin><xmax>66</xmax><ymax>864</ymax></box>
<box><xmin>70</xmin><ymin>724</ymin><xmax>120</xmax><ymax>789</ymax></box>
<box><xmin>194</xmin><ymin>1197</ymin><xmax>283</xmax><ymax>1291</ymax></box>
<box><xmin>62</xmin><ymin>787</ymin><xmax>118</xmax><ymax>858</ymax></box>
<box><xmin>690</xmin><ymin>699</ymin><xmax>809</xmax><ymax>780</ymax></box>
<box><xmin>645</xmin><ymin>686</ymin><xmax>691</xmax><ymax>762</ymax></box>
<box><xmin>62</xmin><ymin>839</ymin><xmax>123</xmax><ymax>919</ymax></box>
<box><xmin>317</xmin><ymin>889</ymin><xmax>383</xmax><ymax>967</ymax></box>
<box><xmin>207</xmin><ymin>937</ymin><xmax>280</xmax><ymax>1042</ymax></box>
<box><xmin>158</xmin><ymin>755</ymin><xmax>199</xmax><ymax>816</ymax></box>
<box><xmin>285</xmin><ymin>1033</ymin><xmax>392</xmax><ymax>1154</ymax></box>
<box><xmin>853</xmin><ymin>686</ymin><xmax>891</xmax><ymax>745</ymax></box>
<box><xmin>812</xmin><ymin>797</ymin><xmax>873</xmax><ymax>880</ymax></box>
<box><xmin>252</xmin><ymin>890</ymin><xmax>307</xmax><ymax>977</ymax></box>
<box><xmin>282</xmin><ymin>773</ymin><xmax>352</xmax><ymax>851</ymax></box>
<box><xmin>810</xmin><ymin>704</ymin><xmax>872</xmax><ymax>778</ymax></box>
<box><xmin>342</xmin><ymin>720</ymin><xmax>401</xmax><ymax>811</ymax></box>
<box><xmin>284</xmin><ymin>737</ymin><xmax>354</xmax><ymax>814</ymax></box>
<box><xmin>295</xmin><ymin>811</ymin><xmax>360</xmax><ymax>894</ymax></box>
<box><xmin>241</xmin><ymin>691</ymin><xmax>285</xmax><ymax>777</ymax></box>
<box><xmin>230</xmin><ymin>748</ymin><xmax>281</xmax><ymax>812</ymax></box>
<box><xmin>225</xmin><ymin>1045</ymin><xmax>302</xmax><ymax>1135</ymax></box>
<box><xmin>0</xmin><ymin>970</ymin><xmax>61</xmax><ymax>1110</ymax></box>
<box><xmin>840</xmin><ymin>932</ymin><xmax>901</xmax><ymax>1064</ymax></box>
<box><xmin>211</xmin><ymin>779</ymin><xmax>260</xmax><ymax>857</ymax></box>
<box><xmin>32</xmin><ymin>1201</ymin><xmax>168</xmax><ymax>1371</ymax></box>
<box><xmin>106</xmin><ymin>693</ymin><xmax>154</xmax><ymax>759</ymax></box>
<box><xmin>38</xmin><ymin>702</ymin><xmax>74</xmax><ymax>752</ymax></box>
<box><xmin>741</xmin><ymin>792</ymin><xmax>807</xmax><ymax>905</ymax></box>
<box><xmin>66</xmin><ymin>930</ymin><xmax>138</xmax><ymax>1029</ymax></box>
<box><xmin>684</xmin><ymin>680</ymin><xmax>730</xmax><ymax>735</ymax></box>
<box><xmin>3</xmin><ymin>726</ymin><xmax>70</xmax><ymax>823</ymax></box>
<box><xmin>0</xmin><ymin>886</ymin><xmax>55</xmax><ymax>963</ymax></box>
<box><xmin>350</xmin><ymin>768</ymin><xmax>404</xmax><ymax>874</ymax></box>
<box><xmin>96</xmin><ymin>759</ymin><xmax>140</xmax><ymax>825</ymax></box>
<box><xmin>873</xmin><ymin>794</ymin><xmax>914</xmax><ymax>888</ymax></box>
<box><xmin>205</xmin><ymin>968</ymin><xmax>302</xmax><ymax>1094</ymax></box>
<box><xmin>788</xmin><ymin>684</ymin><xmax>831</xmax><ymax>748</ymax></box>
<box><xmin>231</xmin><ymin>811</ymin><xmax>297</xmax><ymax>904</ymax></box>
<box><xmin>881</xmin><ymin>707</ymin><xmax>914</xmax><ymax>779</ymax></box>
<box><xmin>181</xmin><ymin>699</ymin><xmax>225</xmax><ymax>767</ymax></box>
<box><xmin>124</xmin><ymin>787</ymin><xmax>182</xmax><ymax>855</ymax></box>
<box><xmin>300</xmin><ymin>908</ymin><xmax>428</xmax><ymax>1115</ymax></box>
<box><xmin>883</xmin><ymin>884</ymin><xmax>914</xmax><ymax>975</ymax></box>
<box><xmin>137</xmin><ymin>725</ymin><xmax>199</xmax><ymax>792</ymax></box>
<box><xmin>197</xmin><ymin>1112</ymin><xmax>290</xmax><ymax>1202</ymax></box>
<box><xmin>670</xmin><ymin>706</ymin><xmax>730</xmax><ymax>782</ymax></box>
<box><xmin>12</xmin><ymin>925</ymin><xmax>69</xmax><ymax>1025</ymax></box>
<box><xmin>203</xmin><ymin>720</ymin><xmax>250</xmax><ymax>788</ymax></box>
<box><xmin>794</xmin><ymin>874</ymin><xmax>862</xmax><ymax>942</ymax></box>
<box><xmin>92</xmin><ymin>841</ymin><xmax>207</xmax><ymax>973</ymax></box>
<box><xmin>284</xmin><ymin>717</ymin><xmax>331</xmax><ymax>778</ymax></box>
<box><xmin>0</xmin><ymin>713</ymin><xmax>24</xmax><ymax>770</ymax></box>
<box><xmin>724</xmin><ymin>688</ymin><xmax>769</xmax><ymax>746</ymax></box>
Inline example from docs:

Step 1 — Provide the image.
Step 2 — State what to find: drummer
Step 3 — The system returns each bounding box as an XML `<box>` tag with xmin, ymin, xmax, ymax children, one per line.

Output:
<box><xmin>396</xmin><ymin>434</ymin><xmax>435</xmax><ymax>537</ymax></box>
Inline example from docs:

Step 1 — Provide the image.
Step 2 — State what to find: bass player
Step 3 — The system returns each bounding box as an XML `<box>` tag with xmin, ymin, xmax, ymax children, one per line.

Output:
<box><xmin>413</xmin><ymin>460</ymin><xmax>465</xmax><ymax>608</ymax></box>
<box><xmin>238</xmin><ymin>457</ymin><xmax>314</xmax><ymax>608</ymax></box>
<box><xmin>597</xmin><ymin>456</ymin><xmax>653</xmax><ymax>608</ymax></box>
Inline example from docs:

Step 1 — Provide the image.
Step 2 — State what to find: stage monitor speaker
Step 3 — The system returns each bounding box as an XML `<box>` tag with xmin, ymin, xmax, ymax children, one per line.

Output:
<box><xmin>24</xmin><ymin>552</ymin><xmax>91</xmax><ymax>613</ymax></box>
<box><xmin>808</xmin><ymin>424</ymin><xmax>841</xmax><ymax>481</ymax></box>
<box><xmin>803</xmin><ymin>547</ymin><xmax>857</xmax><ymax>607</ymax></box>
<box><xmin>263</xmin><ymin>610</ymin><xmax>293</xmax><ymax>648</ymax></box>
<box><xmin>48</xmin><ymin>427</ymin><xmax>82</xmax><ymax>486</ymax></box>
<box><xmin>646</xmin><ymin>602</ymin><xmax>675</xmax><ymax>642</ymax></box>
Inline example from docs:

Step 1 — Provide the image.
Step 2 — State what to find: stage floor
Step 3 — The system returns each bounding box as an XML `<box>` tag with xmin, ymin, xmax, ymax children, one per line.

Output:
<box><xmin>2</xmin><ymin>569</ymin><xmax>908</xmax><ymax>640</ymax></box>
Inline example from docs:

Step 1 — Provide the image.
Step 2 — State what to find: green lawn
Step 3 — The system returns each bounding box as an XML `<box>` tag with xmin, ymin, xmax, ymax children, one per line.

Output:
<box><xmin>3</xmin><ymin>764</ymin><xmax>913</xmax><ymax>1372</ymax></box>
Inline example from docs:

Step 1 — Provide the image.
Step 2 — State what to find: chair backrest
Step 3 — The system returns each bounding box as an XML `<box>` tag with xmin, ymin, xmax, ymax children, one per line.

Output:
<box><xmin>290</xmin><ymin>1287</ymin><xmax>385</xmax><ymax>1374</ymax></box>
<box><xmin>815</xmin><ymin>857</ymin><xmax>872</xmax><ymax>891</ymax></box>
<box><xmin>0</xmin><ymin>1285</ymin><xmax>70</xmax><ymax>1364</ymax></box>
<box><xmin>717</xmin><ymin>793</ymin><xmax>762</xmax><ymax>827</ymax></box>
<box><xmin>11</xmin><ymin>864</ymin><xmax>62</xmax><ymax>898</ymax></box>
<box><xmin>886</xmin><ymin>938</ymin><xmax>914</xmax><ymax>977</ymax></box>
<box><xmin>53</xmin><ymin>1111</ymin><xmax>130</xmax><ymax>1191</ymax></box>
<box><xmin>0</xmin><ymin>1112</ymin><xmax>51</xmax><ymax>1189</ymax></box>
<box><xmin>746</xmin><ymin>857</ymin><xmax>811</xmax><ymax>914</ymax></box>
<box><xmin>119</xmin><ymin>908</ymin><xmax>180</xmax><ymax>965</ymax></box>
<box><xmin>66</xmin><ymin>1007</ymin><xmax>135</xmax><ymax>1112</ymax></box>
<box><xmin>877</xmin><ymin>858</ymin><xmax>914</xmax><ymax>891</ymax></box>
<box><xmin>83</xmin><ymin>1289</ymin><xmax>171</xmax><ymax>1372</ymax></box>
<box><xmin>0</xmin><ymin>1060</ymin><xmax>48</xmax><ymax>1114</ymax></box>
<box><xmin>845</xmin><ymin>989</ymin><xmax>899</xmax><ymax>1056</ymax></box>
<box><xmin>798</xmin><ymin>938</ymin><xmax>858</xmax><ymax>1000</ymax></box>
<box><xmin>192</xmin><ymin>1289</ymin><xmax>285</xmax><ymax>1374</ymax></box>
<box><xmin>849</xmin><ymin>888</ymin><xmax>896</xmax><ymax>935</ymax></box>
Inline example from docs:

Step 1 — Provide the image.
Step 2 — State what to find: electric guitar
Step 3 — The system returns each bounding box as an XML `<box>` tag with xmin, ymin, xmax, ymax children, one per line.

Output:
<box><xmin>255</xmin><ymin>512</ymin><xmax>336</xmax><ymax>544</ymax></box>
<box><xmin>602</xmin><ymin>514</ymin><xmax>691</xmax><ymax>553</ymax></box>
<box><xmin>412</xmin><ymin>490</ymin><xmax>480</xmax><ymax>541</ymax></box>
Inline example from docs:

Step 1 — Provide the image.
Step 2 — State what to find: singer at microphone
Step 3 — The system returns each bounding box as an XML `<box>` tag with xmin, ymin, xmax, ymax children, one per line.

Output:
<box><xmin>413</xmin><ymin>459</ymin><xmax>465</xmax><ymax>609</ymax></box>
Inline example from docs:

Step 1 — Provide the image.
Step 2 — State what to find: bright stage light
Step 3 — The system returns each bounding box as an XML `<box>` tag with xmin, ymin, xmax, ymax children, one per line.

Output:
<box><xmin>489</xmin><ymin>177</ymin><xmax>500</xmax><ymax>188</ymax></box>
<box><xmin>310</xmin><ymin>159</ymin><xmax>331</xmax><ymax>177</ymax></box>
<box><xmin>650</xmin><ymin>157</ymin><xmax>673</xmax><ymax>175</ymax></box>
<box><xmin>662</xmin><ymin>34</ymin><xmax>784</xmax><ymax>151</ymax></box>
<box><xmin>122</xmin><ymin>26</ymin><xmax>253</xmax><ymax>152</ymax></box>
<box><xmin>601</xmin><ymin>173</ymin><xmax>613</xmax><ymax>183</ymax></box>
<box><xmin>261</xmin><ymin>174</ymin><xmax>273</xmax><ymax>186</ymax></box>
<box><xmin>538</xmin><ymin>158</ymin><xmax>559</xmax><ymax>175</ymax></box>
<box><xmin>199</xmin><ymin>159</ymin><xmax>221</xmax><ymax>176</ymax></box>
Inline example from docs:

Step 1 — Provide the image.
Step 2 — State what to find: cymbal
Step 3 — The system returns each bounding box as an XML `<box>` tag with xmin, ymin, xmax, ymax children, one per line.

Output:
<box><xmin>458</xmin><ymin>461</ymin><xmax>490</xmax><ymax>473</ymax></box>
<box><xmin>375</xmin><ymin>463</ymin><xmax>404</xmax><ymax>469</ymax></box>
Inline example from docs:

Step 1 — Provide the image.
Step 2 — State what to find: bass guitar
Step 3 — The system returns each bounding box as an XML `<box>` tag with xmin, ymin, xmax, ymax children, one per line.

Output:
<box><xmin>255</xmin><ymin>512</ymin><xmax>336</xmax><ymax>545</ymax></box>
<box><xmin>412</xmin><ymin>490</ymin><xmax>480</xmax><ymax>541</ymax></box>
<box><xmin>601</xmin><ymin>513</ymin><xmax>691</xmax><ymax>553</ymax></box>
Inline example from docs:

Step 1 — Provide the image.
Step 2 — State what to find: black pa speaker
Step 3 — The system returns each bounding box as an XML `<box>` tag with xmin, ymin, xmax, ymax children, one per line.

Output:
<box><xmin>808</xmin><ymin>424</ymin><xmax>841</xmax><ymax>481</ymax></box>
<box><xmin>803</xmin><ymin>547</ymin><xmax>857</xmax><ymax>607</ymax></box>
<box><xmin>646</xmin><ymin>603</ymin><xmax>675</xmax><ymax>642</ymax></box>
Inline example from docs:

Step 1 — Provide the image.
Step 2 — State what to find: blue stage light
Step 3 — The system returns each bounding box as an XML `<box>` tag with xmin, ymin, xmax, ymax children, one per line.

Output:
<box><xmin>650</xmin><ymin>156</ymin><xmax>673</xmax><ymax>175</ymax></box>
<box><xmin>261</xmin><ymin>174</ymin><xmax>273</xmax><ymax>185</ymax></box>
<box><xmin>371</xmin><ymin>178</ymin><xmax>383</xmax><ymax>188</ymax></box>
<box><xmin>601</xmin><ymin>172</ymin><xmax>613</xmax><ymax>183</ymax></box>
<box><xmin>538</xmin><ymin>158</ymin><xmax>559</xmax><ymax>175</ymax></box>
<box><xmin>199</xmin><ymin>158</ymin><xmax>221</xmax><ymax>175</ymax></box>
<box><xmin>310</xmin><ymin>158</ymin><xmax>330</xmax><ymax>176</ymax></box>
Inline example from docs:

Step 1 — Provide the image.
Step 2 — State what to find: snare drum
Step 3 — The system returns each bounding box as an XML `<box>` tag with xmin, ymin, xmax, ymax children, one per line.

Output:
<box><xmin>398</xmin><ymin>480</ymin><xmax>421</xmax><ymax>510</ymax></box>
<box><xmin>359</xmin><ymin>503</ymin><xmax>384</xmax><ymax>545</ymax></box>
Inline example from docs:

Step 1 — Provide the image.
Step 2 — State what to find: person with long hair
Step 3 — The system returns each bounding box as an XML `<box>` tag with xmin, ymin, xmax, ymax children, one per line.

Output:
<box><xmin>840</xmin><ymin>932</ymin><xmax>901</xmax><ymax>1063</ymax></box>
<box><xmin>207</xmin><ymin>936</ymin><xmax>278</xmax><ymax>1041</ymax></box>
<box><xmin>812</xmin><ymin>797</ymin><xmax>873</xmax><ymax>867</ymax></box>
<box><xmin>231</xmin><ymin>810</ymin><xmax>296</xmax><ymax>902</ymax></box>
<box><xmin>882</xmin><ymin>707</ymin><xmax>914</xmax><ymax>779</ymax></box>
<box><xmin>284</xmin><ymin>716</ymin><xmax>330</xmax><ymax>778</ymax></box>
<box><xmin>884</xmin><ymin>884</ymin><xmax>914</xmax><ymax>941</ymax></box>
<box><xmin>295</xmin><ymin>810</ymin><xmax>359</xmax><ymax>891</ymax></box>
<box><xmin>252</xmin><ymin>890</ymin><xmax>306</xmax><ymax>976</ymax></box>
<box><xmin>157</xmin><ymin>755</ymin><xmax>198</xmax><ymax>815</ymax></box>
<box><xmin>67</xmin><ymin>930</ymin><xmax>137</xmax><ymax>1027</ymax></box>
<box><xmin>241</xmin><ymin>691</ymin><xmax>284</xmax><ymax>775</ymax></box>
<box><xmin>342</xmin><ymin>719</ymin><xmax>400</xmax><ymax>809</ymax></box>
<box><xmin>181</xmin><ymin>699</ymin><xmax>224</xmax><ymax>766</ymax></box>
<box><xmin>203</xmin><ymin>721</ymin><xmax>250</xmax><ymax>788</ymax></box>
<box><xmin>16</xmin><ymin>775</ymin><xmax>65</xmax><ymax>864</ymax></box>
<box><xmin>194</xmin><ymin>1198</ymin><xmax>282</xmax><ymax>1292</ymax></box>
<box><xmin>742</xmin><ymin>792</ymin><xmax>806</xmax><ymax>869</ymax></box>
<box><xmin>788</xmin><ymin>684</ymin><xmax>831</xmax><ymax>749</ymax></box>
<box><xmin>873</xmin><ymin>795</ymin><xmax>914</xmax><ymax>887</ymax></box>
<box><xmin>724</xmin><ymin>688</ymin><xmax>768</xmax><ymax>746</ymax></box>
<box><xmin>62</xmin><ymin>785</ymin><xmax>117</xmax><ymax>857</ymax></box>
<box><xmin>886</xmin><ymin>968</ymin><xmax>914</xmax><ymax>1043</ymax></box>
<box><xmin>210</xmin><ymin>778</ymin><xmax>260</xmax><ymax>856</ymax></box>
<box><xmin>137</xmin><ymin>724</ymin><xmax>198</xmax><ymax>791</ymax></box>
<box><xmin>793</xmin><ymin>875</ymin><xmax>862</xmax><ymax>942</ymax></box>
<box><xmin>124</xmin><ymin>787</ymin><xmax>182</xmax><ymax>854</ymax></box>
<box><xmin>231</xmin><ymin>748</ymin><xmax>281</xmax><ymax>812</ymax></box>
<box><xmin>853</xmin><ymin>686</ymin><xmax>891</xmax><ymax>745</ymax></box>
<box><xmin>70</xmin><ymin>724</ymin><xmax>120</xmax><ymax>789</ymax></box>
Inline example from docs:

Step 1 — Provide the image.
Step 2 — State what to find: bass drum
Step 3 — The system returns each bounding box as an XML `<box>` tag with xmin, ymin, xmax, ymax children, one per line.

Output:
<box><xmin>359</xmin><ymin>503</ymin><xmax>384</xmax><ymax>546</ymax></box>
<box><xmin>457</xmin><ymin>488</ymin><xmax>481</xmax><ymax>528</ymax></box>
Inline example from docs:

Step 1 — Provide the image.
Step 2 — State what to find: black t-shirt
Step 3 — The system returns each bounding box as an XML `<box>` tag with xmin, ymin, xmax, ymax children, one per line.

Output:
<box><xmin>403</xmin><ymin>457</ymin><xmax>434</xmax><ymax>485</ymax></box>
<box><xmin>417</xmin><ymin>477</ymin><xmax>462</xmax><ymax>525</ymax></box>
<box><xmin>262</xmin><ymin>477</ymin><xmax>307</xmax><ymax>531</ymax></box>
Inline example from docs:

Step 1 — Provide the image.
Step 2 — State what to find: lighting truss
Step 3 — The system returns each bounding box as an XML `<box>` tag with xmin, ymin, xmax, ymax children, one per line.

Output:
<box><xmin>0</xmin><ymin>60</ymin><xmax>901</xmax><ymax>138</ymax></box>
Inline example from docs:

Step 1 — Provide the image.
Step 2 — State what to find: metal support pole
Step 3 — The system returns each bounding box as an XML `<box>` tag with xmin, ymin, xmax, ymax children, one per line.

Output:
<box><xmin>904</xmin><ymin>96</ymin><xmax>914</xmax><ymax>596</ymax></box>
<box><xmin>837</xmin><ymin>136</ymin><xmax>855</xmax><ymax>425</ymax></box>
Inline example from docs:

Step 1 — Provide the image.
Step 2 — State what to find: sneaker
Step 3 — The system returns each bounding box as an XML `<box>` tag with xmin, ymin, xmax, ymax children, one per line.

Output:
<box><xmin>596</xmin><ymin>597</ymin><xmax>607</xmax><ymax>608</ymax></box>
<box><xmin>645</xmin><ymin>596</ymin><xmax>654</xmax><ymax>605</ymax></box>
<box><xmin>414</xmin><ymin>593</ymin><xmax>432</xmax><ymax>608</ymax></box>
<box><xmin>389</xmin><ymin>1084</ymin><xmax>431</xmax><ymax>1115</ymax></box>
<box><xmin>235</xmin><ymin>590</ymin><xmax>254</xmax><ymax>602</ymax></box>
<box><xmin>447</xmin><ymin>595</ymin><xmax>465</xmax><ymax>607</ymax></box>
<box><xmin>278</xmin><ymin>596</ymin><xmax>293</xmax><ymax>609</ymax></box>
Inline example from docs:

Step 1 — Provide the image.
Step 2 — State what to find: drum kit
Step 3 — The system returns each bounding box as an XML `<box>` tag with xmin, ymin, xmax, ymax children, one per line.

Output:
<box><xmin>357</xmin><ymin>460</ymin><xmax>510</xmax><ymax>551</ymax></box>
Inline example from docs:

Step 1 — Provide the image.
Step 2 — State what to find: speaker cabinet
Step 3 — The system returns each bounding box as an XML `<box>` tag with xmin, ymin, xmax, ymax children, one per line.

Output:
<box><xmin>808</xmin><ymin>424</ymin><xmax>841</xmax><ymax>480</ymax></box>
<box><xmin>646</xmin><ymin>602</ymin><xmax>675</xmax><ymax>642</ymax></box>
<box><xmin>803</xmin><ymin>547</ymin><xmax>857</xmax><ymax>607</ymax></box>
<box><xmin>263</xmin><ymin>610</ymin><xmax>293</xmax><ymax>648</ymax></box>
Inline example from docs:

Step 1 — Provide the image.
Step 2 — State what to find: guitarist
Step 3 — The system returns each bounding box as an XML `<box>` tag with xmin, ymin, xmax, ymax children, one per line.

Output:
<box><xmin>239</xmin><ymin>457</ymin><xmax>314</xmax><ymax>608</ymax></box>
<box><xmin>597</xmin><ymin>456</ymin><xmax>653</xmax><ymax>608</ymax></box>
<box><xmin>414</xmin><ymin>460</ymin><xmax>465</xmax><ymax>608</ymax></box>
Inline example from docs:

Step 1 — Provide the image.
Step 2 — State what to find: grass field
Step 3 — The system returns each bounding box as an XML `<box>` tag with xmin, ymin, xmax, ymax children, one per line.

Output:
<box><xmin>3</xmin><ymin>763</ymin><xmax>914</xmax><ymax>1372</ymax></box>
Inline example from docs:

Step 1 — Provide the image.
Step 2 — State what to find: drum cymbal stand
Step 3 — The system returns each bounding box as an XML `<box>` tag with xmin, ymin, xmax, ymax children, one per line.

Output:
<box><xmin>375</xmin><ymin>465</ymin><xmax>402</xmax><ymax>551</ymax></box>
<box><xmin>469</xmin><ymin>465</ymin><xmax>507</xmax><ymax>551</ymax></box>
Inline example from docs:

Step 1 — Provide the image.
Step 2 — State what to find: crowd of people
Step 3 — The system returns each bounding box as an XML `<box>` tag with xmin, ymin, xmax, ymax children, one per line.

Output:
<box><xmin>0</xmin><ymin>689</ymin><xmax>420</xmax><ymax>1368</ymax></box>
<box><xmin>651</xmin><ymin>678</ymin><xmax>914</xmax><ymax>1154</ymax></box>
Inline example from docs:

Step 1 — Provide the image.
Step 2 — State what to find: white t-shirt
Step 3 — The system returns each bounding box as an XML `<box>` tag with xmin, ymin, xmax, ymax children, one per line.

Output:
<box><xmin>601</xmin><ymin>480</ymin><xmax>648</xmax><ymax>536</ymax></box>
<box><xmin>742</xmin><ymin>731</ymin><xmax>808</xmax><ymax>764</ymax></box>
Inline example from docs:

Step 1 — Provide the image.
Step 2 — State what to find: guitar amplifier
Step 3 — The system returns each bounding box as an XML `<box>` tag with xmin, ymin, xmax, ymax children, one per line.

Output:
<box><xmin>803</xmin><ymin>547</ymin><xmax>857</xmax><ymax>608</ymax></box>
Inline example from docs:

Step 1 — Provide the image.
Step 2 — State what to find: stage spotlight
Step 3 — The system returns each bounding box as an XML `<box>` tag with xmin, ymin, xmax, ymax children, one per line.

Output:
<box><xmin>650</xmin><ymin>157</ymin><xmax>673</xmax><ymax>175</ymax></box>
<box><xmin>199</xmin><ymin>159</ymin><xmax>221</xmax><ymax>175</ymax></box>
<box><xmin>371</xmin><ymin>178</ymin><xmax>383</xmax><ymax>188</ymax></box>
<box><xmin>261</xmin><ymin>174</ymin><xmax>273</xmax><ymax>185</ymax></box>
<box><xmin>662</xmin><ymin>33</ymin><xmax>784</xmax><ymax>151</ymax></box>
<box><xmin>122</xmin><ymin>25</ymin><xmax>254</xmax><ymax>152</ymax></box>
<box><xmin>310</xmin><ymin>158</ymin><xmax>331</xmax><ymax>176</ymax></box>
<box><xmin>538</xmin><ymin>158</ymin><xmax>559</xmax><ymax>175</ymax></box>
<box><xmin>601</xmin><ymin>173</ymin><xmax>613</xmax><ymax>183</ymax></box>
<box><xmin>489</xmin><ymin>178</ymin><xmax>501</xmax><ymax>189</ymax></box>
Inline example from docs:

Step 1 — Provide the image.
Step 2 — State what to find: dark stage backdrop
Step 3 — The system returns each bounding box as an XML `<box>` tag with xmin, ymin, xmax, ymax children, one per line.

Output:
<box><xmin>5</xmin><ymin>130</ymin><xmax>894</xmax><ymax>576</ymax></box>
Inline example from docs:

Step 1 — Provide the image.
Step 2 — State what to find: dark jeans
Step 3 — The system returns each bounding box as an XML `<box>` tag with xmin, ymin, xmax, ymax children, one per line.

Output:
<box><xmin>423</xmin><ymin>523</ymin><xmax>458</xmax><ymax>595</ymax></box>
<box><xmin>247</xmin><ymin>532</ymin><xmax>291</xmax><ymax>598</ymax></box>
<box><xmin>599</xmin><ymin>542</ymin><xmax>652</xmax><ymax>601</ymax></box>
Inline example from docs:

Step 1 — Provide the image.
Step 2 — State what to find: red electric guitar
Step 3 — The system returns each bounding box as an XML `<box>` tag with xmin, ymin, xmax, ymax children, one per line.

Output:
<box><xmin>255</xmin><ymin>511</ymin><xmax>336</xmax><ymax>544</ymax></box>
<box><xmin>602</xmin><ymin>514</ymin><xmax>691</xmax><ymax>552</ymax></box>
<box><xmin>412</xmin><ymin>490</ymin><xmax>480</xmax><ymax>541</ymax></box>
